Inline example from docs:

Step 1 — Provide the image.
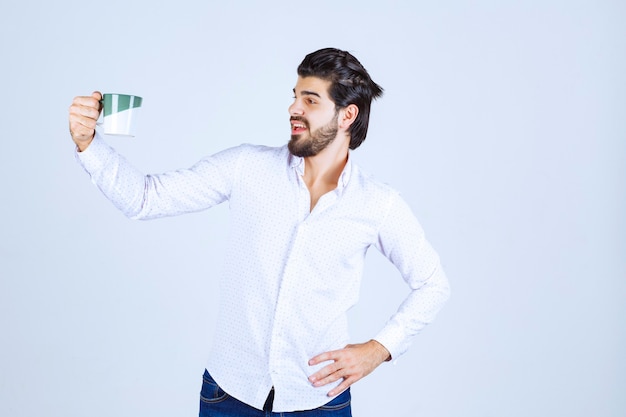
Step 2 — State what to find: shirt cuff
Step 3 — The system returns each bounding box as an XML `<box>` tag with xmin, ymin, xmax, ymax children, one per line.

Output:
<box><xmin>373</xmin><ymin>324</ymin><xmax>410</xmax><ymax>363</ymax></box>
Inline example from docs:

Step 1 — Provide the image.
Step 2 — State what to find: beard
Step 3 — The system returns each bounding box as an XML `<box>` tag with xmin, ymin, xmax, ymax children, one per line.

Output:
<box><xmin>288</xmin><ymin>112</ymin><xmax>339</xmax><ymax>157</ymax></box>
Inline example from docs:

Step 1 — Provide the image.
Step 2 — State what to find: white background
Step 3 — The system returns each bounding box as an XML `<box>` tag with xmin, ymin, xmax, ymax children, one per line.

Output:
<box><xmin>0</xmin><ymin>1</ymin><xmax>624</xmax><ymax>416</ymax></box>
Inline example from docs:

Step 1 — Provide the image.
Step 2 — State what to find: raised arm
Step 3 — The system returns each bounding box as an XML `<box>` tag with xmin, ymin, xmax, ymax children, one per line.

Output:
<box><xmin>68</xmin><ymin>92</ymin><xmax>242</xmax><ymax>220</ymax></box>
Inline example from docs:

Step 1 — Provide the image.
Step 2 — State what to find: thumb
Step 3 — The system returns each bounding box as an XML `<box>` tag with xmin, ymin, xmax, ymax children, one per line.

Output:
<box><xmin>92</xmin><ymin>91</ymin><xmax>102</xmax><ymax>101</ymax></box>
<box><xmin>92</xmin><ymin>91</ymin><xmax>103</xmax><ymax>113</ymax></box>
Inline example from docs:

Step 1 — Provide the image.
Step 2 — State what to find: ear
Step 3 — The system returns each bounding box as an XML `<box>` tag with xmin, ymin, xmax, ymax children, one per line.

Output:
<box><xmin>338</xmin><ymin>104</ymin><xmax>359</xmax><ymax>130</ymax></box>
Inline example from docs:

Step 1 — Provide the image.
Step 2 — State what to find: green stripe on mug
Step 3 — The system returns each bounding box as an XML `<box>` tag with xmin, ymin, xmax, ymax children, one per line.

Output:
<box><xmin>102</xmin><ymin>93</ymin><xmax>143</xmax><ymax>116</ymax></box>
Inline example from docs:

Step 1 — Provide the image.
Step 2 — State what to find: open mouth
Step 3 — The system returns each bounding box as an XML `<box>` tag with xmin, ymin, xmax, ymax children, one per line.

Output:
<box><xmin>290</xmin><ymin>118</ymin><xmax>308</xmax><ymax>134</ymax></box>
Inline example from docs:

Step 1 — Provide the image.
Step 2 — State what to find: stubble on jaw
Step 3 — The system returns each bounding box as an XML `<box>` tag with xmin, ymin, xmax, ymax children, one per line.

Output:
<box><xmin>288</xmin><ymin>113</ymin><xmax>339</xmax><ymax>157</ymax></box>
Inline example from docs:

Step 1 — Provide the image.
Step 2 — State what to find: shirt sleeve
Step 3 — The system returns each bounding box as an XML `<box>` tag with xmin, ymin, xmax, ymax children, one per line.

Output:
<box><xmin>75</xmin><ymin>133</ymin><xmax>243</xmax><ymax>220</ymax></box>
<box><xmin>372</xmin><ymin>192</ymin><xmax>451</xmax><ymax>360</ymax></box>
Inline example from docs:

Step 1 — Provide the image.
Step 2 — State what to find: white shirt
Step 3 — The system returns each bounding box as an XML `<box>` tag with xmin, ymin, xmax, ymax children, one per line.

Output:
<box><xmin>77</xmin><ymin>134</ymin><xmax>450</xmax><ymax>412</ymax></box>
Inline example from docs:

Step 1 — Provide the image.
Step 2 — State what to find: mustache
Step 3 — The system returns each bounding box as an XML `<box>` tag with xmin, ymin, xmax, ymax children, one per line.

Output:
<box><xmin>290</xmin><ymin>116</ymin><xmax>308</xmax><ymax>127</ymax></box>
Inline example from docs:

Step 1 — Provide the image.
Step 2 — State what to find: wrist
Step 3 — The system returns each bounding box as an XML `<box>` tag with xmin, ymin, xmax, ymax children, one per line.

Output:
<box><xmin>370</xmin><ymin>339</ymin><xmax>391</xmax><ymax>362</ymax></box>
<box><xmin>74</xmin><ymin>134</ymin><xmax>95</xmax><ymax>152</ymax></box>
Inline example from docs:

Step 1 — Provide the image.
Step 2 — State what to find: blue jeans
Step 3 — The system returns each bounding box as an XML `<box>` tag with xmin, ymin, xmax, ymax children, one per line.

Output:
<box><xmin>199</xmin><ymin>370</ymin><xmax>352</xmax><ymax>417</ymax></box>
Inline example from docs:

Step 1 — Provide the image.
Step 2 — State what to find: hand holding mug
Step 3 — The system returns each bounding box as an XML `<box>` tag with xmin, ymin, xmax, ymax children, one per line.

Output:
<box><xmin>69</xmin><ymin>91</ymin><xmax>102</xmax><ymax>151</ymax></box>
<box><xmin>69</xmin><ymin>92</ymin><xmax>143</xmax><ymax>151</ymax></box>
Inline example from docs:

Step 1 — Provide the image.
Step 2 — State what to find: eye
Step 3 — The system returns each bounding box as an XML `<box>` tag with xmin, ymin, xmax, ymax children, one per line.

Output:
<box><xmin>306</xmin><ymin>98</ymin><xmax>316</xmax><ymax>105</ymax></box>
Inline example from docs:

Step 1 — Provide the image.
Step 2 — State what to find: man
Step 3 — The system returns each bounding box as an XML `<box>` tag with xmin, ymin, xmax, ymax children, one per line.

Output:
<box><xmin>68</xmin><ymin>48</ymin><xmax>450</xmax><ymax>416</ymax></box>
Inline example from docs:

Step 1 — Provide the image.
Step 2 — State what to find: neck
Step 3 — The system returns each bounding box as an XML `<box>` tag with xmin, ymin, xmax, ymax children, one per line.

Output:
<box><xmin>303</xmin><ymin>136</ymin><xmax>349</xmax><ymax>187</ymax></box>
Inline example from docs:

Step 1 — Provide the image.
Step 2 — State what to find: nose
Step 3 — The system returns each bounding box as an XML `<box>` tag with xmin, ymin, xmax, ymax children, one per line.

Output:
<box><xmin>289</xmin><ymin>99</ymin><xmax>303</xmax><ymax>116</ymax></box>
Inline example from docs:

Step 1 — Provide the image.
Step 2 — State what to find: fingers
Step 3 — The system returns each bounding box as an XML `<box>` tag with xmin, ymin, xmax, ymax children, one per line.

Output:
<box><xmin>308</xmin><ymin>349</ymin><xmax>339</xmax><ymax>366</ymax></box>
<box><xmin>308</xmin><ymin>341</ymin><xmax>388</xmax><ymax>396</ymax></box>
<box><xmin>70</xmin><ymin>93</ymin><xmax>101</xmax><ymax>119</ymax></box>
<box><xmin>68</xmin><ymin>91</ymin><xmax>102</xmax><ymax>149</ymax></box>
<box><xmin>308</xmin><ymin>347</ymin><xmax>364</xmax><ymax>396</ymax></box>
<box><xmin>309</xmin><ymin>361</ymin><xmax>343</xmax><ymax>386</ymax></box>
<box><xmin>308</xmin><ymin>347</ymin><xmax>346</xmax><ymax>384</ymax></box>
<box><xmin>327</xmin><ymin>377</ymin><xmax>354</xmax><ymax>397</ymax></box>
<box><xmin>315</xmin><ymin>372</ymin><xmax>356</xmax><ymax>397</ymax></box>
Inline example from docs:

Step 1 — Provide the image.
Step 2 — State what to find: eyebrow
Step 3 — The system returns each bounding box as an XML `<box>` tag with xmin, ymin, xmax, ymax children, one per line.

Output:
<box><xmin>293</xmin><ymin>88</ymin><xmax>321</xmax><ymax>98</ymax></box>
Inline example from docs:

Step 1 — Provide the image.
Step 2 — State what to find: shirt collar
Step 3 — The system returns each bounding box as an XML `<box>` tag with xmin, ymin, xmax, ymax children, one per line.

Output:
<box><xmin>288</xmin><ymin>151</ymin><xmax>353</xmax><ymax>191</ymax></box>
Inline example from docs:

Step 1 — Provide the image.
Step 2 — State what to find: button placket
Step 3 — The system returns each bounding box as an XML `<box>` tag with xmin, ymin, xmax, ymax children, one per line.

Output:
<box><xmin>268</xmin><ymin>212</ymin><xmax>309</xmax><ymax>379</ymax></box>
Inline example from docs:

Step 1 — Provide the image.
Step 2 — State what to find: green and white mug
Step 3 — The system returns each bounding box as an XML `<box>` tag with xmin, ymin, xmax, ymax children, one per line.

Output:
<box><xmin>97</xmin><ymin>93</ymin><xmax>143</xmax><ymax>136</ymax></box>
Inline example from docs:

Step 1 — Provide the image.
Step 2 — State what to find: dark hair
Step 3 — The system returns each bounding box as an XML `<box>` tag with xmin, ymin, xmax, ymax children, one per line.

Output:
<box><xmin>297</xmin><ymin>48</ymin><xmax>383</xmax><ymax>150</ymax></box>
